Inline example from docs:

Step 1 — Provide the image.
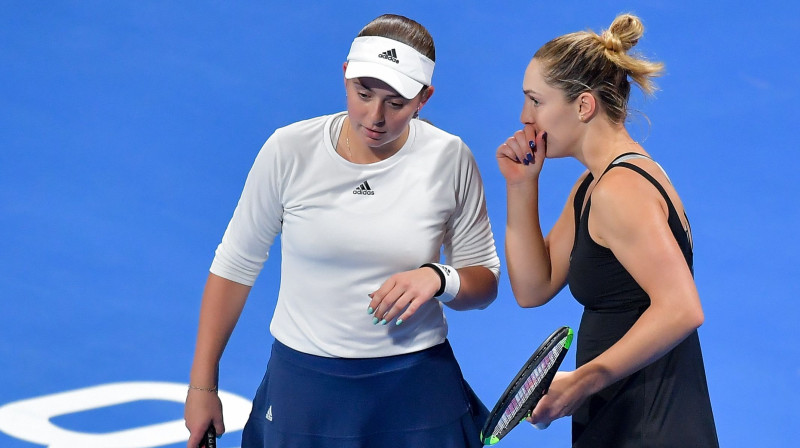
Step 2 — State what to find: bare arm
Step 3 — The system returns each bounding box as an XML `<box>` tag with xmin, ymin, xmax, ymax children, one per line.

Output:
<box><xmin>445</xmin><ymin>265</ymin><xmax>498</xmax><ymax>311</ymax></box>
<box><xmin>504</xmin><ymin>175</ymin><xmax>583</xmax><ymax>307</ymax></box>
<box><xmin>184</xmin><ymin>273</ymin><xmax>252</xmax><ymax>448</ymax></box>
<box><xmin>497</xmin><ymin>128</ymin><xmax>582</xmax><ymax>307</ymax></box>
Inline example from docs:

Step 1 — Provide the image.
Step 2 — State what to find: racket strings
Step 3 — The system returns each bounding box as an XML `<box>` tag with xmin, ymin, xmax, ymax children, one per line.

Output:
<box><xmin>492</xmin><ymin>340</ymin><xmax>566</xmax><ymax>436</ymax></box>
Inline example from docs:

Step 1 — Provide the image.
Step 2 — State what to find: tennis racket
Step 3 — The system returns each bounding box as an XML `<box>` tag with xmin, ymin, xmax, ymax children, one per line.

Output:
<box><xmin>480</xmin><ymin>326</ymin><xmax>574</xmax><ymax>445</ymax></box>
<box><xmin>199</xmin><ymin>423</ymin><xmax>216</xmax><ymax>448</ymax></box>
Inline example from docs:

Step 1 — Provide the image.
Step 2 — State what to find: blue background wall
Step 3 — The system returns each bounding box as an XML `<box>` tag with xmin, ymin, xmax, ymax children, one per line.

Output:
<box><xmin>2</xmin><ymin>1</ymin><xmax>797</xmax><ymax>446</ymax></box>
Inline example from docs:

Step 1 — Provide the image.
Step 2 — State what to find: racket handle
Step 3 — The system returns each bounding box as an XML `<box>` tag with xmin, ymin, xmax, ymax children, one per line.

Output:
<box><xmin>200</xmin><ymin>423</ymin><xmax>216</xmax><ymax>448</ymax></box>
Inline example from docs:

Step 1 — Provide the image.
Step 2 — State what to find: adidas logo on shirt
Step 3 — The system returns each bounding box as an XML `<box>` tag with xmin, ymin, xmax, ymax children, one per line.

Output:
<box><xmin>266</xmin><ymin>405</ymin><xmax>273</xmax><ymax>421</ymax></box>
<box><xmin>378</xmin><ymin>48</ymin><xmax>399</xmax><ymax>63</ymax></box>
<box><xmin>353</xmin><ymin>180</ymin><xmax>374</xmax><ymax>195</ymax></box>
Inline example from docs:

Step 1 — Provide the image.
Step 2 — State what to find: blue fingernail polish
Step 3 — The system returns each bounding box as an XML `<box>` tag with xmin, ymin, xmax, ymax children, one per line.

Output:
<box><xmin>529</xmin><ymin>140</ymin><xmax>535</xmax><ymax>150</ymax></box>
<box><xmin>368</xmin><ymin>307</ymin><xmax>374</xmax><ymax>314</ymax></box>
<box><xmin>526</xmin><ymin>153</ymin><xmax>533</xmax><ymax>162</ymax></box>
<box><xmin>396</xmin><ymin>319</ymin><xmax>404</xmax><ymax>326</ymax></box>
<box><xmin>380</xmin><ymin>319</ymin><xmax>387</xmax><ymax>325</ymax></box>
<box><xmin>373</xmin><ymin>317</ymin><xmax>379</xmax><ymax>324</ymax></box>
<box><xmin>523</xmin><ymin>158</ymin><xmax>529</xmax><ymax>166</ymax></box>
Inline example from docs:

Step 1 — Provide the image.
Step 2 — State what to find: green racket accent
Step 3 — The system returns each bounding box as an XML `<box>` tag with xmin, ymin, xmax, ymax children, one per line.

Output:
<box><xmin>565</xmin><ymin>327</ymin><xmax>574</xmax><ymax>349</ymax></box>
<box><xmin>481</xmin><ymin>432</ymin><xmax>500</xmax><ymax>446</ymax></box>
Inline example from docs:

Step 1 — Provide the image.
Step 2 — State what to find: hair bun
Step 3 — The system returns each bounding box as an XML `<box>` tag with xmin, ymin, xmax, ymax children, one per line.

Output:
<box><xmin>602</xmin><ymin>13</ymin><xmax>644</xmax><ymax>53</ymax></box>
<box><xmin>600</xmin><ymin>31</ymin><xmax>625</xmax><ymax>52</ymax></box>
<box><xmin>531</xmin><ymin>12</ymin><xmax>663</xmax><ymax>123</ymax></box>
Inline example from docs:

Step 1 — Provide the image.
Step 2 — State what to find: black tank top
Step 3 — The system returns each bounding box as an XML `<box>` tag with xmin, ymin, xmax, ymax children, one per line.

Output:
<box><xmin>565</xmin><ymin>153</ymin><xmax>718</xmax><ymax>447</ymax></box>
<box><xmin>567</xmin><ymin>153</ymin><xmax>693</xmax><ymax>310</ymax></box>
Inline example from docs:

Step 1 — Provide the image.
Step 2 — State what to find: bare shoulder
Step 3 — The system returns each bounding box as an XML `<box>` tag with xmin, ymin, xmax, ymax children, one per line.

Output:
<box><xmin>590</xmin><ymin>168</ymin><xmax>669</xmax><ymax>242</ymax></box>
<box><xmin>594</xmin><ymin>167</ymin><xmax>662</xmax><ymax>205</ymax></box>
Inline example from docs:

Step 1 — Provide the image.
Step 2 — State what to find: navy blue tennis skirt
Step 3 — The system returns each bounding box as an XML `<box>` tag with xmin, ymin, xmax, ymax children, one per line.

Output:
<box><xmin>241</xmin><ymin>339</ymin><xmax>489</xmax><ymax>448</ymax></box>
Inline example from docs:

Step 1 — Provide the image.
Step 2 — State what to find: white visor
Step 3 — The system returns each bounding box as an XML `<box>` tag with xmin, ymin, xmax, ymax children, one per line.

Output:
<box><xmin>345</xmin><ymin>36</ymin><xmax>435</xmax><ymax>99</ymax></box>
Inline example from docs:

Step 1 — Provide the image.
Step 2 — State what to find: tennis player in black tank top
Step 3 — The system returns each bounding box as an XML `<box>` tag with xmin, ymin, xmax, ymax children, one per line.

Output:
<box><xmin>495</xmin><ymin>13</ymin><xmax>718</xmax><ymax>447</ymax></box>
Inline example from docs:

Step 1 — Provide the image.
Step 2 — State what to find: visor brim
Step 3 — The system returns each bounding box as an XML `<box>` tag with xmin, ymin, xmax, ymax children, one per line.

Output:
<box><xmin>345</xmin><ymin>61</ymin><xmax>424</xmax><ymax>100</ymax></box>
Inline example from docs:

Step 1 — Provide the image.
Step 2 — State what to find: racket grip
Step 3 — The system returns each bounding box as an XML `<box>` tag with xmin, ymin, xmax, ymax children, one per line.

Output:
<box><xmin>200</xmin><ymin>423</ymin><xmax>216</xmax><ymax>448</ymax></box>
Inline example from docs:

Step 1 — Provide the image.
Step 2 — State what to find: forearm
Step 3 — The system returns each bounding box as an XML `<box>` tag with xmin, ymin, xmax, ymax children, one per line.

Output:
<box><xmin>446</xmin><ymin>265</ymin><xmax>498</xmax><ymax>311</ymax></box>
<box><xmin>189</xmin><ymin>273</ymin><xmax>252</xmax><ymax>387</ymax></box>
<box><xmin>504</xmin><ymin>180</ymin><xmax>558</xmax><ymax>307</ymax></box>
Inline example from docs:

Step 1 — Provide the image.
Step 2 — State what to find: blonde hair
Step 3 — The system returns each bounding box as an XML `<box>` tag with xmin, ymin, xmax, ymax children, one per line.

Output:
<box><xmin>533</xmin><ymin>13</ymin><xmax>664</xmax><ymax>124</ymax></box>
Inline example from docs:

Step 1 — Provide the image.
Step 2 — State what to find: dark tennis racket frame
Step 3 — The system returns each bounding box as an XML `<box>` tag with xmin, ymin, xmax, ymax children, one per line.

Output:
<box><xmin>480</xmin><ymin>326</ymin><xmax>574</xmax><ymax>445</ymax></box>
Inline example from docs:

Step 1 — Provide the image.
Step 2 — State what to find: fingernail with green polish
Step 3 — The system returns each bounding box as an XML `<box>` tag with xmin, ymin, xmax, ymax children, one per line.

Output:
<box><xmin>373</xmin><ymin>317</ymin><xmax>379</xmax><ymax>325</ymax></box>
<box><xmin>396</xmin><ymin>319</ymin><xmax>404</xmax><ymax>326</ymax></box>
<box><xmin>368</xmin><ymin>307</ymin><xmax>374</xmax><ymax>314</ymax></box>
<box><xmin>380</xmin><ymin>319</ymin><xmax>387</xmax><ymax>325</ymax></box>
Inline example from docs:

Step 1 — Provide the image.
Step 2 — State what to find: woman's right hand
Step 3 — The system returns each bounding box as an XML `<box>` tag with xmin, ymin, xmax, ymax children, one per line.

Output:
<box><xmin>184</xmin><ymin>389</ymin><xmax>224</xmax><ymax>448</ymax></box>
<box><xmin>496</xmin><ymin>126</ymin><xmax>546</xmax><ymax>185</ymax></box>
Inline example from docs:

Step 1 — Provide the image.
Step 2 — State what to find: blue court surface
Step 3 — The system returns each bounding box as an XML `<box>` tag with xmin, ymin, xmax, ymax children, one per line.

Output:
<box><xmin>2</xmin><ymin>1</ymin><xmax>797</xmax><ymax>447</ymax></box>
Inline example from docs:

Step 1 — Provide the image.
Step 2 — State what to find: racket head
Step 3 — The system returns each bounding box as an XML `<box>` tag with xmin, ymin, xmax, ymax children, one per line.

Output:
<box><xmin>480</xmin><ymin>326</ymin><xmax>574</xmax><ymax>445</ymax></box>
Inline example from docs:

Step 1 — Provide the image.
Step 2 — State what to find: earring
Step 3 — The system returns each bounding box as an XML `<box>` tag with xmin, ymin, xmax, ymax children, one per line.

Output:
<box><xmin>579</xmin><ymin>114</ymin><xmax>585</xmax><ymax>121</ymax></box>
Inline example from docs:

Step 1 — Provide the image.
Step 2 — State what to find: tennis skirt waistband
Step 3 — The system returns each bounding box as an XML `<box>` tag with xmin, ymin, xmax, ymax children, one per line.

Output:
<box><xmin>270</xmin><ymin>338</ymin><xmax>452</xmax><ymax>376</ymax></box>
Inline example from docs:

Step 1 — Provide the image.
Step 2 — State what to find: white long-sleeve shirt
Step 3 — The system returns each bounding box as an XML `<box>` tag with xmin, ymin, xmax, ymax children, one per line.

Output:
<box><xmin>210</xmin><ymin>112</ymin><xmax>500</xmax><ymax>357</ymax></box>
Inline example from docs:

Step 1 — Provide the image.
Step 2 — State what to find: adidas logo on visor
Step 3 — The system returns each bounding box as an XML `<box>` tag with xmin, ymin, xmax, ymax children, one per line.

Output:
<box><xmin>378</xmin><ymin>48</ymin><xmax>399</xmax><ymax>64</ymax></box>
<box><xmin>353</xmin><ymin>180</ymin><xmax>375</xmax><ymax>195</ymax></box>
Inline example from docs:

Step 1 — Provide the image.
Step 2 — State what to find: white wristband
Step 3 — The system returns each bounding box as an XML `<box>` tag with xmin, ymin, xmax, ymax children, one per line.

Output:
<box><xmin>422</xmin><ymin>263</ymin><xmax>460</xmax><ymax>303</ymax></box>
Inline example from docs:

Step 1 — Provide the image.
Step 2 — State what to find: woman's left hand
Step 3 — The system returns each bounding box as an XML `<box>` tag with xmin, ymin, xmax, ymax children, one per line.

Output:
<box><xmin>368</xmin><ymin>267</ymin><xmax>442</xmax><ymax>325</ymax></box>
<box><xmin>527</xmin><ymin>370</ymin><xmax>589</xmax><ymax>428</ymax></box>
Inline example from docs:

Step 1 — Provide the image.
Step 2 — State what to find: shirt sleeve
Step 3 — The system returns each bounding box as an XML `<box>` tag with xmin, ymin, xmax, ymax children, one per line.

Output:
<box><xmin>443</xmin><ymin>141</ymin><xmax>501</xmax><ymax>279</ymax></box>
<box><xmin>209</xmin><ymin>133</ymin><xmax>285</xmax><ymax>286</ymax></box>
